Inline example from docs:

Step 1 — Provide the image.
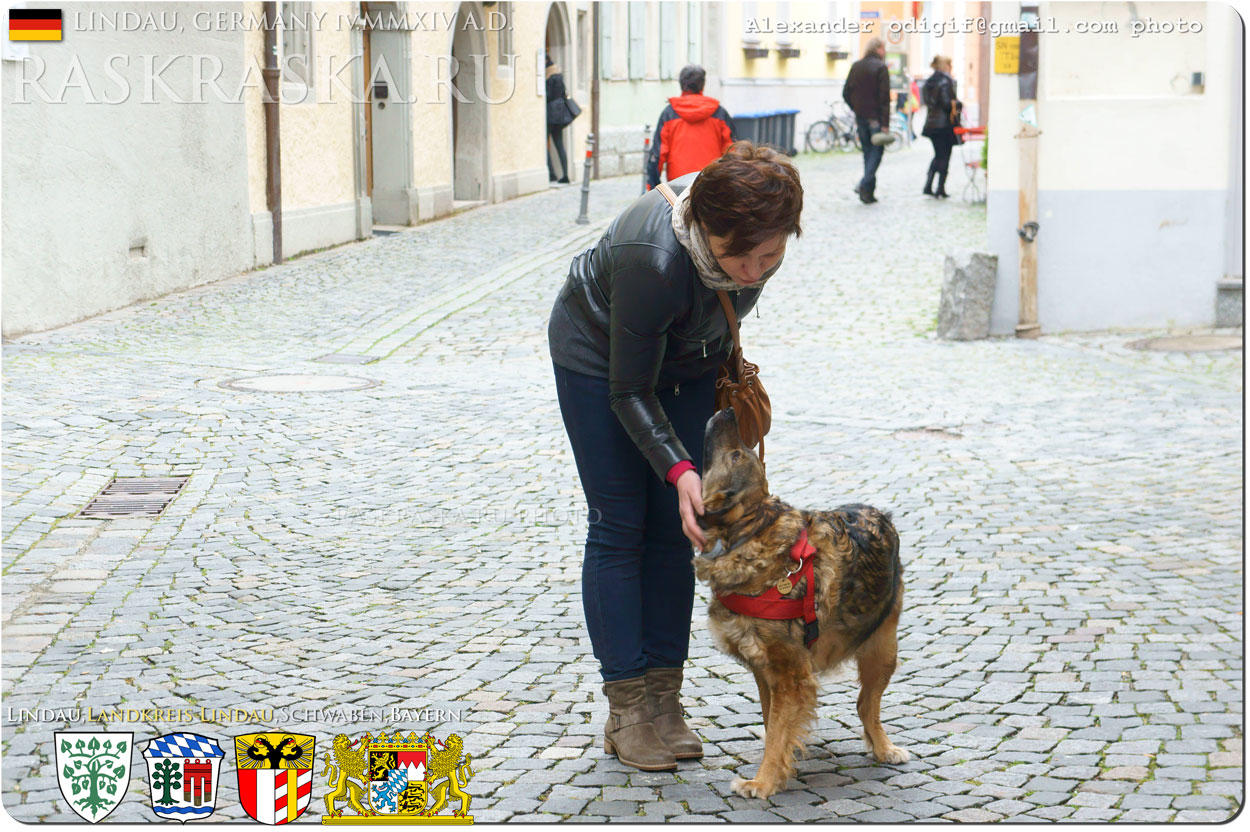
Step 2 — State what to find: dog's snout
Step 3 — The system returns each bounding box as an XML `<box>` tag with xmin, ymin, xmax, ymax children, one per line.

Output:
<box><xmin>705</xmin><ymin>407</ymin><xmax>739</xmax><ymax>436</ymax></box>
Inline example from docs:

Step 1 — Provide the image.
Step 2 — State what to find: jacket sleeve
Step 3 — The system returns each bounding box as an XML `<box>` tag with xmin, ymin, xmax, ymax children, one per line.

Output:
<box><xmin>922</xmin><ymin>77</ymin><xmax>936</xmax><ymax>108</ymax></box>
<box><xmin>645</xmin><ymin>113</ymin><xmax>667</xmax><ymax>188</ymax></box>
<box><xmin>607</xmin><ymin>262</ymin><xmax>692</xmax><ymax>482</ymax></box>
<box><xmin>658</xmin><ymin>119</ymin><xmax>678</xmax><ymax>185</ymax></box>
<box><xmin>842</xmin><ymin>68</ymin><xmax>856</xmax><ymax>108</ymax></box>
<box><xmin>877</xmin><ymin>66</ymin><xmax>891</xmax><ymax>120</ymax></box>
<box><xmin>719</xmin><ymin>107</ymin><xmax>738</xmax><ymax>141</ymax></box>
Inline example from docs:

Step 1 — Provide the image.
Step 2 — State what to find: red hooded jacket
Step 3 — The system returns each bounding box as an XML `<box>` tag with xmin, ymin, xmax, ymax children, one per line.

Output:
<box><xmin>645</xmin><ymin>93</ymin><xmax>735</xmax><ymax>188</ymax></box>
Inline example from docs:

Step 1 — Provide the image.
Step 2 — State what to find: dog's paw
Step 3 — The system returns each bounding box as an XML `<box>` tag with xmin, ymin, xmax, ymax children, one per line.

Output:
<box><xmin>730</xmin><ymin>777</ymin><xmax>779</xmax><ymax>799</ymax></box>
<box><xmin>873</xmin><ymin>744</ymin><xmax>911</xmax><ymax>765</ymax></box>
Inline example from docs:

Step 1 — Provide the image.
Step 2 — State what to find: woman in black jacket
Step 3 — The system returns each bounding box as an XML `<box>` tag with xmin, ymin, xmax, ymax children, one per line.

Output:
<box><xmin>545</xmin><ymin>55</ymin><xmax>570</xmax><ymax>183</ymax></box>
<box><xmin>548</xmin><ymin>142</ymin><xmax>803</xmax><ymax>772</ymax></box>
<box><xmin>921</xmin><ymin>56</ymin><xmax>960</xmax><ymax>198</ymax></box>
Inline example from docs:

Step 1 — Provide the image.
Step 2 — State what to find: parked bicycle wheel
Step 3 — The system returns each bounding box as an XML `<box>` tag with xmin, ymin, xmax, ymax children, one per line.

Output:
<box><xmin>838</xmin><ymin>121</ymin><xmax>860</xmax><ymax>152</ymax></box>
<box><xmin>805</xmin><ymin>120</ymin><xmax>837</xmax><ymax>153</ymax></box>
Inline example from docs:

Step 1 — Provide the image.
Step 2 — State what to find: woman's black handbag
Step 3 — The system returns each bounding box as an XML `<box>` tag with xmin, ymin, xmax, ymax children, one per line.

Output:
<box><xmin>550</xmin><ymin>96</ymin><xmax>581</xmax><ymax>127</ymax></box>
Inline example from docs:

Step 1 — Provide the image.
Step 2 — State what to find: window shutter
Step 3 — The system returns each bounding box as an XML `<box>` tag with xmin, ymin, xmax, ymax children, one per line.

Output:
<box><xmin>660</xmin><ymin>3</ymin><xmax>676</xmax><ymax>80</ymax></box>
<box><xmin>628</xmin><ymin>2</ymin><xmax>645</xmax><ymax>80</ymax></box>
<box><xmin>600</xmin><ymin>5</ymin><xmax>613</xmax><ymax>79</ymax></box>
<box><xmin>687</xmin><ymin>3</ymin><xmax>700</xmax><ymax>66</ymax></box>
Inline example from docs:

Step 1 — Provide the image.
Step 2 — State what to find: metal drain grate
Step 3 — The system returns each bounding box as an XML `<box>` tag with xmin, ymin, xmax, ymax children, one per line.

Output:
<box><xmin>78</xmin><ymin>477</ymin><xmax>189</xmax><ymax>518</ymax></box>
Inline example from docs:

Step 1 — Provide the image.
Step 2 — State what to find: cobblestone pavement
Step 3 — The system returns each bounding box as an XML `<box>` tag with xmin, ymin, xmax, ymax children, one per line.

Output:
<box><xmin>3</xmin><ymin>146</ymin><xmax>1242</xmax><ymax>823</ymax></box>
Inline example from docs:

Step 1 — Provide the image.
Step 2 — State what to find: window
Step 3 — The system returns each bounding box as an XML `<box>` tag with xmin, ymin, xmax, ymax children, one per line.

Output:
<box><xmin>687</xmin><ymin>2</ymin><xmax>700</xmax><ymax>66</ymax></box>
<box><xmin>659</xmin><ymin>3</ymin><xmax>677</xmax><ymax>79</ymax></box>
<box><xmin>825</xmin><ymin>1</ymin><xmax>845</xmax><ymax>56</ymax></box>
<box><xmin>741</xmin><ymin>1</ymin><xmax>760</xmax><ymax>45</ymax></box>
<box><xmin>775</xmin><ymin>2</ymin><xmax>792</xmax><ymax>45</ymax></box>
<box><xmin>628</xmin><ymin>2</ymin><xmax>645</xmax><ymax>80</ymax></box>
<box><xmin>496</xmin><ymin>2</ymin><xmax>513</xmax><ymax>66</ymax></box>
<box><xmin>281</xmin><ymin>1</ymin><xmax>314</xmax><ymax>88</ymax></box>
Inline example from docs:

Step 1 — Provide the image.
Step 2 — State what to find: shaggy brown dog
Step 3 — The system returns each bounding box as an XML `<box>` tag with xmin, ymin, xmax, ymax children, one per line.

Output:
<box><xmin>694</xmin><ymin>408</ymin><xmax>909</xmax><ymax>799</ymax></box>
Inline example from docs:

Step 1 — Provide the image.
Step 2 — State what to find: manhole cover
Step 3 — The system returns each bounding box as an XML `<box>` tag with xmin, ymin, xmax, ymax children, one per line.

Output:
<box><xmin>220</xmin><ymin>374</ymin><xmax>378</xmax><ymax>393</ymax></box>
<box><xmin>893</xmin><ymin>427</ymin><xmax>963</xmax><ymax>441</ymax></box>
<box><xmin>1127</xmin><ymin>335</ymin><xmax>1242</xmax><ymax>352</ymax></box>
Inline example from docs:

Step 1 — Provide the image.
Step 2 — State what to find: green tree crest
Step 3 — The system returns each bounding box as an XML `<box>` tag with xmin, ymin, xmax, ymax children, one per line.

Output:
<box><xmin>59</xmin><ymin>736</ymin><xmax>128</xmax><ymax>818</ymax></box>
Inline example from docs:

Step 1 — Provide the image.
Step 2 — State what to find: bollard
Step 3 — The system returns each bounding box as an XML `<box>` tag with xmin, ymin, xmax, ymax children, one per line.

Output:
<box><xmin>575</xmin><ymin>133</ymin><xmax>595</xmax><ymax>225</ymax></box>
<box><xmin>641</xmin><ymin>124</ymin><xmax>651</xmax><ymax>194</ymax></box>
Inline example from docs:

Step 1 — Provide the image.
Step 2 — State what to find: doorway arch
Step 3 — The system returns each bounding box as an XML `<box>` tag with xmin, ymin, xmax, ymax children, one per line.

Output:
<box><xmin>450</xmin><ymin>3</ymin><xmax>490</xmax><ymax>204</ymax></box>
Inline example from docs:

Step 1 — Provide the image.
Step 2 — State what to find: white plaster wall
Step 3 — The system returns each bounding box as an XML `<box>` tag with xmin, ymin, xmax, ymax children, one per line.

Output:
<box><xmin>985</xmin><ymin>1</ymin><xmax>1240</xmax><ymax>334</ymax></box>
<box><xmin>2</xmin><ymin>1</ymin><xmax>253</xmax><ymax>337</ymax></box>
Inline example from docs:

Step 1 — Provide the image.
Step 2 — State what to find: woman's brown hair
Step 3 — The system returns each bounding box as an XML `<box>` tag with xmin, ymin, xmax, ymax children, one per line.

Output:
<box><xmin>685</xmin><ymin>141</ymin><xmax>803</xmax><ymax>257</ymax></box>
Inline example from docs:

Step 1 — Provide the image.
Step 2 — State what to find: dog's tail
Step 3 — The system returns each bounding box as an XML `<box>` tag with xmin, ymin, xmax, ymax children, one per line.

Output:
<box><xmin>830</xmin><ymin>505</ymin><xmax>902</xmax><ymax>651</ymax></box>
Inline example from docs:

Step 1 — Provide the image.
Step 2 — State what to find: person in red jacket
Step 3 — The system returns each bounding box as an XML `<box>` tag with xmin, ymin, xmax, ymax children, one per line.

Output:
<box><xmin>645</xmin><ymin>65</ymin><xmax>735</xmax><ymax>189</ymax></box>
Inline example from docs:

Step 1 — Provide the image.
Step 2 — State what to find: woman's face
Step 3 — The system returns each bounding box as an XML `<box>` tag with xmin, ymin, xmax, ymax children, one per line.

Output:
<box><xmin>705</xmin><ymin>230</ymin><xmax>788</xmax><ymax>287</ymax></box>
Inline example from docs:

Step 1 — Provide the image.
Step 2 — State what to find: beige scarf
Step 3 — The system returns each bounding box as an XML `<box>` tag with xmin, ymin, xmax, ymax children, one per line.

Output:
<box><xmin>668</xmin><ymin>185</ymin><xmax>782</xmax><ymax>292</ymax></box>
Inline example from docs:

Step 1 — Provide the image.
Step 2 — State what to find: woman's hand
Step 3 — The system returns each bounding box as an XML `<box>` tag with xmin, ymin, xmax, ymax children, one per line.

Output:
<box><xmin>675</xmin><ymin>469</ymin><xmax>706</xmax><ymax>550</ymax></box>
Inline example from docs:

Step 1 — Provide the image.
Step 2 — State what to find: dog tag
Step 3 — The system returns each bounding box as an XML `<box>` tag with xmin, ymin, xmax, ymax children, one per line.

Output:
<box><xmin>775</xmin><ymin>577</ymin><xmax>793</xmax><ymax>595</ymax></box>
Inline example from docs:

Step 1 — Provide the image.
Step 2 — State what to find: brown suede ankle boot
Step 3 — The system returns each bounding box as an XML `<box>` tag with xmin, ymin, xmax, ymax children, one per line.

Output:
<box><xmin>603</xmin><ymin>676</ymin><xmax>677</xmax><ymax>771</ymax></box>
<box><xmin>645</xmin><ymin>667</ymin><xmax>704</xmax><ymax>760</ymax></box>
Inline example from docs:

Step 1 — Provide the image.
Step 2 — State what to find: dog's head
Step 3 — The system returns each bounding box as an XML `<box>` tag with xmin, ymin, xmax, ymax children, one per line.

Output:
<box><xmin>698</xmin><ymin>407</ymin><xmax>769</xmax><ymax>543</ymax></box>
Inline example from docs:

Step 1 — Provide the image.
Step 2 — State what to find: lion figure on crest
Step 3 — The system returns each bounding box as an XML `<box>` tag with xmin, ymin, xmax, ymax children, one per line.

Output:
<box><xmin>423</xmin><ymin>732</ymin><xmax>474</xmax><ymax>817</ymax></box>
<box><xmin>322</xmin><ymin>733</ymin><xmax>369</xmax><ymax>817</ymax></box>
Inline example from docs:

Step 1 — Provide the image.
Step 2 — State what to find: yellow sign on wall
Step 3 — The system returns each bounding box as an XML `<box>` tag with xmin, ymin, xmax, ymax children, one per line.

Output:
<box><xmin>995</xmin><ymin>37</ymin><xmax>1020</xmax><ymax>74</ymax></box>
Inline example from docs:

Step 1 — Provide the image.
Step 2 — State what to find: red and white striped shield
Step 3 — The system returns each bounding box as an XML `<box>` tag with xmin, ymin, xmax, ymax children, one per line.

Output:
<box><xmin>233</xmin><ymin>733</ymin><xmax>315</xmax><ymax>825</ymax></box>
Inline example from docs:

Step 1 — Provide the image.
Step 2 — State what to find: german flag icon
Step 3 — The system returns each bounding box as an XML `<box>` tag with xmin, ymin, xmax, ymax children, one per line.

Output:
<box><xmin>9</xmin><ymin>9</ymin><xmax>62</xmax><ymax>41</ymax></box>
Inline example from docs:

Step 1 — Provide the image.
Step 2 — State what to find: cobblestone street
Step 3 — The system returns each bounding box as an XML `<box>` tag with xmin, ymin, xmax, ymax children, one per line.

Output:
<box><xmin>2</xmin><ymin>145</ymin><xmax>1242</xmax><ymax>823</ymax></box>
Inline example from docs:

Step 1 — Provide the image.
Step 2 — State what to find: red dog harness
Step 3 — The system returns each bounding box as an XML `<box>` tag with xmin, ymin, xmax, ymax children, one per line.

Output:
<box><xmin>716</xmin><ymin>527</ymin><xmax>820</xmax><ymax>647</ymax></box>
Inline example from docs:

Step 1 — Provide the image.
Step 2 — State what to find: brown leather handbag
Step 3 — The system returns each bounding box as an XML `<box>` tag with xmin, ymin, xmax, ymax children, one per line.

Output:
<box><xmin>656</xmin><ymin>183</ymin><xmax>772</xmax><ymax>463</ymax></box>
<box><xmin>714</xmin><ymin>289</ymin><xmax>772</xmax><ymax>463</ymax></box>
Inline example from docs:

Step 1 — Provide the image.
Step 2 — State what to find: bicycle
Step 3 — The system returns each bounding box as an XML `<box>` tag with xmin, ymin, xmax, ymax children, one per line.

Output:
<box><xmin>883</xmin><ymin>112</ymin><xmax>910</xmax><ymax>152</ymax></box>
<box><xmin>805</xmin><ymin>101</ymin><xmax>860</xmax><ymax>153</ymax></box>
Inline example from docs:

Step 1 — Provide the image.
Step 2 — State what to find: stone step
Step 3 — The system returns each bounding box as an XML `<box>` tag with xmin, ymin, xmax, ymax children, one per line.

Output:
<box><xmin>1215</xmin><ymin>278</ymin><xmax>1242</xmax><ymax>327</ymax></box>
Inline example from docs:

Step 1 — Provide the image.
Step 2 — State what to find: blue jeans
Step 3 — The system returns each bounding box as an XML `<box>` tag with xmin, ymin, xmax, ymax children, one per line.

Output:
<box><xmin>552</xmin><ymin>361</ymin><xmax>717</xmax><ymax>681</ymax></box>
<box><xmin>856</xmin><ymin>117</ymin><xmax>886</xmax><ymax>195</ymax></box>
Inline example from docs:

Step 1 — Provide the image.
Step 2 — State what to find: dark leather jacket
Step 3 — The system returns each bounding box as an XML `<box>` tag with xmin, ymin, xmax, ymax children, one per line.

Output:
<box><xmin>923</xmin><ymin>72</ymin><xmax>958</xmax><ymax>132</ymax></box>
<box><xmin>842</xmin><ymin>54</ymin><xmax>891</xmax><ymax>124</ymax></box>
<box><xmin>548</xmin><ymin>173</ymin><xmax>763</xmax><ymax>482</ymax></box>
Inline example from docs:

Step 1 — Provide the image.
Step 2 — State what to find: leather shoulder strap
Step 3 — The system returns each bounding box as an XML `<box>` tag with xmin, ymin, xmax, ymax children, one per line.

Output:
<box><xmin>656</xmin><ymin>182</ymin><xmax>677</xmax><ymax>206</ymax></box>
<box><xmin>716</xmin><ymin>290</ymin><xmax>741</xmax><ymax>353</ymax></box>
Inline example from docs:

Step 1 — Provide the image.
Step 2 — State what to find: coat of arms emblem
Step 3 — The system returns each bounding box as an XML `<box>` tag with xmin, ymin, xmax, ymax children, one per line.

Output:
<box><xmin>234</xmin><ymin>732</ymin><xmax>316</xmax><ymax>824</ymax></box>
<box><xmin>143</xmin><ymin>733</ymin><xmax>225</xmax><ymax>822</ymax></box>
<box><xmin>322</xmin><ymin>730</ymin><xmax>474</xmax><ymax>824</ymax></box>
<box><xmin>55</xmin><ymin>731</ymin><xmax>133</xmax><ymax>823</ymax></box>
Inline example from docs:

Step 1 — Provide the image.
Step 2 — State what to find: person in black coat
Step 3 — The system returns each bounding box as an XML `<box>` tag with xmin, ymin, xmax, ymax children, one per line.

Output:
<box><xmin>921</xmin><ymin>56</ymin><xmax>961</xmax><ymax>198</ymax></box>
<box><xmin>545</xmin><ymin>55</ymin><xmax>570</xmax><ymax>183</ymax></box>
<box><xmin>842</xmin><ymin>37</ymin><xmax>891</xmax><ymax>204</ymax></box>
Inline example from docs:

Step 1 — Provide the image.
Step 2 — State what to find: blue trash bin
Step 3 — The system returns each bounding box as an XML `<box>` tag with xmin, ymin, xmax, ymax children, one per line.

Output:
<box><xmin>731</xmin><ymin>109</ymin><xmax>799</xmax><ymax>155</ymax></box>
